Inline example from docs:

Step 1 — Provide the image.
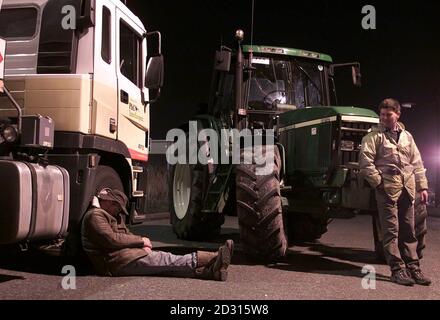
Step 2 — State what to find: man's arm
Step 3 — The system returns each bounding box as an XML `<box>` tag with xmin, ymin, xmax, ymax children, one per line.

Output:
<box><xmin>410</xmin><ymin>136</ymin><xmax>429</xmax><ymax>192</ymax></box>
<box><xmin>359</xmin><ymin>134</ymin><xmax>382</xmax><ymax>188</ymax></box>
<box><xmin>118</xmin><ymin>218</ymin><xmax>153</xmax><ymax>249</ymax></box>
<box><xmin>84</xmin><ymin>212</ymin><xmax>145</xmax><ymax>250</ymax></box>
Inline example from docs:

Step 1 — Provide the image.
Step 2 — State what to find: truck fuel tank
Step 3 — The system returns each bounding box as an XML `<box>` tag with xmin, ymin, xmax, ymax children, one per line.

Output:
<box><xmin>0</xmin><ymin>160</ymin><xmax>70</xmax><ymax>244</ymax></box>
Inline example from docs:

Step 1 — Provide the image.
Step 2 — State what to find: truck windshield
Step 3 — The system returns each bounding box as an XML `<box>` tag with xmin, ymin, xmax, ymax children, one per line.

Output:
<box><xmin>37</xmin><ymin>0</ymin><xmax>80</xmax><ymax>74</ymax></box>
<box><xmin>0</xmin><ymin>7</ymin><xmax>38</xmax><ymax>39</ymax></box>
<box><xmin>248</xmin><ymin>56</ymin><xmax>325</xmax><ymax>110</ymax></box>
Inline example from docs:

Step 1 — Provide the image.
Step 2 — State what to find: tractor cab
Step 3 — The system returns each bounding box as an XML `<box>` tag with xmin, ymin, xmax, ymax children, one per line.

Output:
<box><xmin>209</xmin><ymin>40</ymin><xmax>361</xmax><ymax>132</ymax></box>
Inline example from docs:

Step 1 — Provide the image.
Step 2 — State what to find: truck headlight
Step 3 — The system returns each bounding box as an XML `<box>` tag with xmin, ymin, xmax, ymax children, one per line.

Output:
<box><xmin>1</xmin><ymin>125</ymin><xmax>18</xmax><ymax>143</ymax></box>
<box><xmin>340</xmin><ymin>140</ymin><xmax>354</xmax><ymax>151</ymax></box>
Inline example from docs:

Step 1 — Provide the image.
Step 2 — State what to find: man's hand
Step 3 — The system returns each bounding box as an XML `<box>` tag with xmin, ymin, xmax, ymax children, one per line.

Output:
<box><xmin>142</xmin><ymin>237</ymin><xmax>152</xmax><ymax>249</ymax></box>
<box><xmin>142</xmin><ymin>246</ymin><xmax>152</xmax><ymax>254</ymax></box>
<box><xmin>420</xmin><ymin>190</ymin><xmax>429</xmax><ymax>204</ymax></box>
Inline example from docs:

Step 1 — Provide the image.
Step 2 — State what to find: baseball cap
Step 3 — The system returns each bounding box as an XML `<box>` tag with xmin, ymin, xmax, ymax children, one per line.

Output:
<box><xmin>97</xmin><ymin>188</ymin><xmax>129</xmax><ymax>215</ymax></box>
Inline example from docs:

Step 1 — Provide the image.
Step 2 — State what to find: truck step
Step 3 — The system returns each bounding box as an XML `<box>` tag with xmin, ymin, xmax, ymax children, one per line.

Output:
<box><xmin>132</xmin><ymin>166</ymin><xmax>144</xmax><ymax>173</ymax></box>
<box><xmin>132</xmin><ymin>191</ymin><xmax>145</xmax><ymax>198</ymax></box>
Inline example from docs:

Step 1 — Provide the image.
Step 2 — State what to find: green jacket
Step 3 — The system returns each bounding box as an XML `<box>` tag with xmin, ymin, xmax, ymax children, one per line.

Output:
<box><xmin>81</xmin><ymin>207</ymin><xmax>147</xmax><ymax>276</ymax></box>
<box><xmin>359</xmin><ymin>122</ymin><xmax>428</xmax><ymax>200</ymax></box>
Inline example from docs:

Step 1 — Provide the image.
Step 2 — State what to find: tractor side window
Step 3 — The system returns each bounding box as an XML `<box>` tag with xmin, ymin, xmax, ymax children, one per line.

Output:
<box><xmin>101</xmin><ymin>6</ymin><xmax>111</xmax><ymax>64</ymax></box>
<box><xmin>219</xmin><ymin>73</ymin><xmax>235</xmax><ymax>113</ymax></box>
<box><xmin>119</xmin><ymin>20</ymin><xmax>141</xmax><ymax>87</ymax></box>
<box><xmin>248</xmin><ymin>58</ymin><xmax>288</xmax><ymax>110</ymax></box>
<box><xmin>301</xmin><ymin>62</ymin><xmax>323</xmax><ymax>107</ymax></box>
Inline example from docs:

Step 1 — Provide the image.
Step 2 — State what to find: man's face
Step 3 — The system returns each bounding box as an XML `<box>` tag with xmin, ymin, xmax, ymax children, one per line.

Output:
<box><xmin>380</xmin><ymin>107</ymin><xmax>400</xmax><ymax>129</ymax></box>
<box><xmin>100</xmin><ymin>200</ymin><xmax>121</xmax><ymax>216</ymax></box>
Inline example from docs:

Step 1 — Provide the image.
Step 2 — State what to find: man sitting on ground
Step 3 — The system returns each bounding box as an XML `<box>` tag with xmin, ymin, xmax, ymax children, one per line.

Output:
<box><xmin>81</xmin><ymin>188</ymin><xmax>233</xmax><ymax>281</ymax></box>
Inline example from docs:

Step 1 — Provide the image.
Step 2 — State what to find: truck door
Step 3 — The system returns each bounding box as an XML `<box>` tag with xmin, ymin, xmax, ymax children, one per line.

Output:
<box><xmin>115</xmin><ymin>8</ymin><xmax>149</xmax><ymax>162</ymax></box>
<box><xmin>92</xmin><ymin>0</ymin><xmax>117</xmax><ymax>139</ymax></box>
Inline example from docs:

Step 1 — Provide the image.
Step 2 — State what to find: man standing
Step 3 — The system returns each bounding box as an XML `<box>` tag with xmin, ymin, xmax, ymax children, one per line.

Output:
<box><xmin>82</xmin><ymin>188</ymin><xmax>234</xmax><ymax>281</ymax></box>
<box><xmin>359</xmin><ymin>98</ymin><xmax>431</xmax><ymax>286</ymax></box>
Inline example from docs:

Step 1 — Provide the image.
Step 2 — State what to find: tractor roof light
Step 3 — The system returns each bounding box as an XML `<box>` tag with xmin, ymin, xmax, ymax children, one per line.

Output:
<box><xmin>1</xmin><ymin>125</ymin><xmax>18</xmax><ymax>144</ymax></box>
<box><xmin>235</xmin><ymin>29</ymin><xmax>244</xmax><ymax>42</ymax></box>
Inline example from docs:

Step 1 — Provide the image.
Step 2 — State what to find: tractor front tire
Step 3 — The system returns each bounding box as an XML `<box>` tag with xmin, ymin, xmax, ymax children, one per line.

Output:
<box><xmin>170</xmin><ymin>162</ymin><xmax>224</xmax><ymax>240</ymax></box>
<box><xmin>287</xmin><ymin>212</ymin><xmax>329</xmax><ymax>243</ymax></box>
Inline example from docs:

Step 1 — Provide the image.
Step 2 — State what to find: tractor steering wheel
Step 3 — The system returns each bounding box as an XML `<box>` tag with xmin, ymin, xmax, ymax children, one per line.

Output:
<box><xmin>263</xmin><ymin>90</ymin><xmax>286</xmax><ymax>109</ymax></box>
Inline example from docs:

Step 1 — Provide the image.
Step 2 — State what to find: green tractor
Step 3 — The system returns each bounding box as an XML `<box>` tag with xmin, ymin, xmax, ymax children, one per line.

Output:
<box><xmin>169</xmin><ymin>30</ymin><xmax>380</xmax><ymax>261</ymax></box>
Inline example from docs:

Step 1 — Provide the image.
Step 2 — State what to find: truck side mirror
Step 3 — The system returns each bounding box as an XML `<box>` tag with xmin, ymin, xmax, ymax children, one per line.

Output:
<box><xmin>143</xmin><ymin>55</ymin><xmax>164</xmax><ymax>106</ymax></box>
<box><xmin>143</xmin><ymin>31</ymin><xmax>163</xmax><ymax>105</ymax></box>
<box><xmin>76</xmin><ymin>0</ymin><xmax>96</xmax><ymax>31</ymax></box>
<box><xmin>214</xmin><ymin>50</ymin><xmax>231</xmax><ymax>72</ymax></box>
<box><xmin>352</xmin><ymin>65</ymin><xmax>362</xmax><ymax>88</ymax></box>
<box><xmin>145</xmin><ymin>55</ymin><xmax>164</xmax><ymax>90</ymax></box>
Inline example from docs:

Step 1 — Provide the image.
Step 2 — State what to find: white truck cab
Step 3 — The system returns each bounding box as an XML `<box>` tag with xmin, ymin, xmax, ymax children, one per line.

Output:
<box><xmin>0</xmin><ymin>0</ymin><xmax>163</xmax><ymax>249</ymax></box>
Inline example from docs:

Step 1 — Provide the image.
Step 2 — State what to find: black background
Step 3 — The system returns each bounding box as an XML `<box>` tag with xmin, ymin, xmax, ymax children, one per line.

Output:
<box><xmin>128</xmin><ymin>0</ymin><xmax>440</xmax><ymax>182</ymax></box>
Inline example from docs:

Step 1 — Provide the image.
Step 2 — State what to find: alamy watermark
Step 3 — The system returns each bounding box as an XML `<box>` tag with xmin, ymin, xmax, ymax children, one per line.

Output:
<box><xmin>61</xmin><ymin>265</ymin><xmax>77</xmax><ymax>290</ymax></box>
<box><xmin>61</xmin><ymin>5</ymin><xmax>77</xmax><ymax>30</ymax></box>
<box><xmin>361</xmin><ymin>265</ymin><xmax>376</xmax><ymax>289</ymax></box>
<box><xmin>362</xmin><ymin>5</ymin><xmax>377</xmax><ymax>30</ymax></box>
<box><xmin>165</xmin><ymin>121</ymin><xmax>276</xmax><ymax>176</ymax></box>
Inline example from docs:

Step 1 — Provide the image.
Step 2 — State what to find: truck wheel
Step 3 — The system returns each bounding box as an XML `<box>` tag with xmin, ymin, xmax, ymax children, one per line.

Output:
<box><xmin>236</xmin><ymin>145</ymin><xmax>287</xmax><ymax>262</ymax></box>
<box><xmin>287</xmin><ymin>212</ymin><xmax>329</xmax><ymax>243</ymax></box>
<box><xmin>94</xmin><ymin>165</ymin><xmax>124</xmax><ymax>194</ymax></box>
<box><xmin>170</xmin><ymin>162</ymin><xmax>224</xmax><ymax>240</ymax></box>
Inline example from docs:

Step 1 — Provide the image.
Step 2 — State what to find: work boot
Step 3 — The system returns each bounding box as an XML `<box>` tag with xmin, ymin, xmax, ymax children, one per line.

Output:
<box><xmin>195</xmin><ymin>240</ymin><xmax>234</xmax><ymax>281</ymax></box>
<box><xmin>408</xmin><ymin>269</ymin><xmax>431</xmax><ymax>286</ymax></box>
<box><xmin>390</xmin><ymin>269</ymin><xmax>415</xmax><ymax>286</ymax></box>
<box><xmin>196</xmin><ymin>250</ymin><xmax>218</xmax><ymax>267</ymax></box>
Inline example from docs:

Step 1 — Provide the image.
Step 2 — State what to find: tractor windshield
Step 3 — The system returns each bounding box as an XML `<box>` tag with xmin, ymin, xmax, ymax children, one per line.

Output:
<box><xmin>247</xmin><ymin>56</ymin><xmax>325</xmax><ymax>111</ymax></box>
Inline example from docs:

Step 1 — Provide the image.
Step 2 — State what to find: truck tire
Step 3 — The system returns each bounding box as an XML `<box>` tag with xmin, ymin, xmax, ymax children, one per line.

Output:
<box><xmin>93</xmin><ymin>165</ymin><xmax>124</xmax><ymax>194</ymax></box>
<box><xmin>236</xmin><ymin>145</ymin><xmax>287</xmax><ymax>262</ymax></box>
<box><xmin>170</xmin><ymin>162</ymin><xmax>224</xmax><ymax>240</ymax></box>
<box><xmin>287</xmin><ymin>212</ymin><xmax>329</xmax><ymax>243</ymax></box>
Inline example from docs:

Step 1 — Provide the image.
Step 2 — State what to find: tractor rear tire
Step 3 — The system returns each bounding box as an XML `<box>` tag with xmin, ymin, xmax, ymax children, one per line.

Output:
<box><xmin>236</xmin><ymin>145</ymin><xmax>287</xmax><ymax>262</ymax></box>
<box><xmin>223</xmin><ymin>184</ymin><xmax>237</xmax><ymax>216</ymax></box>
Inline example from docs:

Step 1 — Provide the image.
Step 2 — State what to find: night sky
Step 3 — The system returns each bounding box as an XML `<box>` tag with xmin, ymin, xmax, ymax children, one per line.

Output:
<box><xmin>128</xmin><ymin>0</ymin><xmax>440</xmax><ymax>182</ymax></box>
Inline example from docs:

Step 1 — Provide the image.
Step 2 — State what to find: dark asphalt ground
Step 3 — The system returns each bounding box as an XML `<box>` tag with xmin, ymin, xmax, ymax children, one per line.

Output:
<box><xmin>0</xmin><ymin>214</ymin><xmax>439</xmax><ymax>300</ymax></box>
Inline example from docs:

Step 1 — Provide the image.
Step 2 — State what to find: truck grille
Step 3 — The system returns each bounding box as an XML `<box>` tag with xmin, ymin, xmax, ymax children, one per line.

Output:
<box><xmin>340</xmin><ymin>121</ymin><xmax>375</xmax><ymax>165</ymax></box>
